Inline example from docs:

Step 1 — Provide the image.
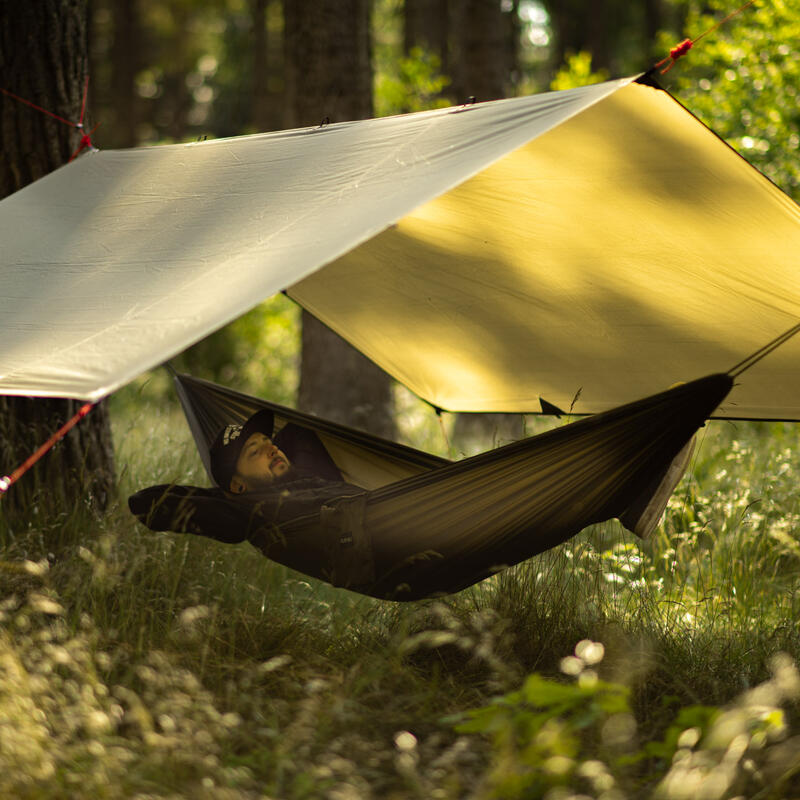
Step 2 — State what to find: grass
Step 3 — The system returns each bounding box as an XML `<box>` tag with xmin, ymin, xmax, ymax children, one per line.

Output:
<box><xmin>1</xmin><ymin>390</ymin><xmax>799</xmax><ymax>798</ymax></box>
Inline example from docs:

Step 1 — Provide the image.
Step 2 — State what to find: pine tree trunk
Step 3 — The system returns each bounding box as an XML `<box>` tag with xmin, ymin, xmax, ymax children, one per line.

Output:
<box><xmin>452</xmin><ymin>0</ymin><xmax>507</xmax><ymax>102</ymax></box>
<box><xmin>158</xmin><ymin>5</ymin><xmax>192</xmax><ymax>141</ymax></box>
<box><xmin>541</xmin><ymin>0</ymin><xmax>616</xmax><ymax>73</ymax></box>
<box><xmin>251</xmin><ymin>0</ymin><xmax>270</xmax><ymax>131</ymax></box>
<box><xmin>403</xmin><ymin>0</ymin><xmax>449</xmax><ymax>67</ymax></box>
<box><xmin>109</xmin><ymin>0</ymin><xmax>140</xmax><ymax>148</ymax></box>
<box><xmin>0</xmin><ymin>0</ymin><xmax>116</xmax><ymax>520</ymax></box>
<box><xmin>284</xmin><ymin>0</ymin><xmax>395</xmax><ymax>439</ymax></box>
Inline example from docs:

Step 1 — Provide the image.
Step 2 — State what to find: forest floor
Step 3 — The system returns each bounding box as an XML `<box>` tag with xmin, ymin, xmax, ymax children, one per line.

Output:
<box><xmin>1</xmin><ymin>392</ymin><xmax>799</xmax><ymax>799</ymax></box>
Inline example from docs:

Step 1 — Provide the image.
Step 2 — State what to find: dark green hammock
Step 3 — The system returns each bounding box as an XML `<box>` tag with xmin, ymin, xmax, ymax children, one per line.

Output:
<box><xmin>169</xmin><ymin>371</ymin><xmax>733</xmax><ymax>600</ymax></box>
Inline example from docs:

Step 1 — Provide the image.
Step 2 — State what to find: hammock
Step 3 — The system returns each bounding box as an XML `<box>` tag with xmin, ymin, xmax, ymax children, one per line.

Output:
<box><xmin>158</xmin><ymin>371</ymin><xmax>733</xmax><ymax>601</ymax></box>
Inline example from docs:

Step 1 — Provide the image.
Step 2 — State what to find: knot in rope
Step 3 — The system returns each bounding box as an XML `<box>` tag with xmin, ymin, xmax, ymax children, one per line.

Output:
<box><xmin>0</xmin><ymin>75</ymin><xmax>98</xmax><ymax>162</ymax></box>
<box><xmin>653</xmin><ymin>0</ymin><xmax>756</xmax><ymax>75</ymax></box>
<box><xmin>670</xmin><ymin>38</ymin><xmax>693</xmax><ymax>60</ymax></box>
<box><xmin>658</xmin><ymin>38</ymin><xmax>694</xmax><ymax>74</ymax></box>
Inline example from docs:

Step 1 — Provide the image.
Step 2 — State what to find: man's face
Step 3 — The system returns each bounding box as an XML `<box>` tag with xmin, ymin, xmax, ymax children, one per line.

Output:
<box><xmin>231</xmin><ymin>432</ymin><xmax>290</xmax><ymax>492</ymax></box>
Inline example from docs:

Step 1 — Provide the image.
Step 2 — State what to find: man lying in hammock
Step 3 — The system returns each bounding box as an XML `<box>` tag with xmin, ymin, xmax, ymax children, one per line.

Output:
<box><xmin>130</xmin><ymin>372</ymin><xmax>731</xmax><ymax>600</ymax></box>
<box><xmin>128</xmin><ymin>409</ymin><xmax>365</xmax><ymax>543</ymax></box>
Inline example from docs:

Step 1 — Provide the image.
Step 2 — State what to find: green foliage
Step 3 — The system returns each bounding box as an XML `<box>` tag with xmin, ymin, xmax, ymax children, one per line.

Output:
<box><xmin>372</xmin><ymin>0</ymin><xmax>453</xmax><ymax>117</ymax></box>
<box><xmin>453</xmin><ymin>641</ymin><xmax>630</xmax><ymax>798</ymax></box>
<box><xmin>375</xmin><ymin>46</ymin><xmax>452</xmax><ymax>116</ymax></box>
<box><xmin>550</xmin><ymin>51</ymin><xmax>610</xmax><ymax>90</ymax></box>
<box><xmin>660</xmin><ymin>0</ymin><xmax>800</xmax><ymax>200</ymax></box>
<box><xmin>114</xmin><ymin>293</ymin><xmax>300</xmax><ymax>415</ymax></box>
<box><xmin>452</xmin><ymin>644</ymin><xmax>800</xmax><ymax>799</ymax></box>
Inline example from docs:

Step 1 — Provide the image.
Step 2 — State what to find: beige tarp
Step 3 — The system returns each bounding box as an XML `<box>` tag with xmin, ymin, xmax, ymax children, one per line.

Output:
<box><xmin>1</xmin><ymin>76</ymin><xmax>798</xmax><ymax>417</ymax></box>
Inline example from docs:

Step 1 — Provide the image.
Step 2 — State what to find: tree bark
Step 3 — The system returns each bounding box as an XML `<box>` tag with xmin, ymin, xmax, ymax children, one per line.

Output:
<box><xmin>450</xmin><ymin>0</ymin><xmax>508</xmax><ymax>102</ymax></box>
<box><xmin>251</xmin><ymin>0</ymin><xmax>271</xmax><ymax>131</ymax></box>
<box><xmin>283</xmin><ymin>0</ymin><xmax>373</xmax><ymax>127</ymax></box>
<box><xmin>403</xmin><ymin>0</ymin><xmax>449</xmax><ymax>68</ymax></box>
<box><xmin>0</xmin><ymin>0</ymin><xmax>115</xmax><ymax>520</ymax></box>
<box><xmin>541</xmin><ymin>0</ymin><xmax>646</xmax><ymax>74</ymax></box>
<box><xmin>109</xmin><ymin>0</ymin><xmax>140</xmax><ymax>147</ymax></box>
<box><xmin>284</xmin><ymin>0</ymin><xmax>395</xmax><ymax>439</ymax></box>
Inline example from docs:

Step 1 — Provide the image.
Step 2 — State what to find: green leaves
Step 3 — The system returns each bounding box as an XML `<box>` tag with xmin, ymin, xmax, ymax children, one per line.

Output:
<box><xmin>549</xmin><ymin>51</ymin><xmax>610</xmax><ymax>90</ymax></box>
<box><xmin>450</xmin><ymin>642</ymin><xmax>800</xmax><ymax>799</ymax></box>
<box><xmin>662</xmin><ymin>0</ymin><xmax>800</xmax><ymax>200</ymax></box>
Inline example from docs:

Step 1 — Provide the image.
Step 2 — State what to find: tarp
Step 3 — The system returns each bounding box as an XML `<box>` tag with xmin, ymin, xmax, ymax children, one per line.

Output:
<box><xmin>1</xmin><ymin>76</ymin><xmax>798</xmax><ymax>417</ymax></box>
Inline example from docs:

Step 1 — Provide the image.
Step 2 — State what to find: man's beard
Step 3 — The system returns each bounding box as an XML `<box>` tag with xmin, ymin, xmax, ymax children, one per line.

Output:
<box><xmin>246</xmin><ymin>467</ymin><xmax>295</xmax><ymax>492</ymax></box>
<box><xmin>245</xmin><ymin>474</ymin><xmax>280</xmax><ymax>492</ymax></box>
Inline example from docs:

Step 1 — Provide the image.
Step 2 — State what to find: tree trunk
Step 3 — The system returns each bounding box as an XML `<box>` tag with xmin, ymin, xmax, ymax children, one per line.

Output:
<box><xmin>283</xmin><ymin>0</ymin><xmax>373</xmax><ymax>127</ymax></box>
<box><xmin>451</xmin><ymin>0</ymin><xmax>507</xmax><ymax>102</ymax></box>
<box><xmin>251</xmin><ymin>0</ymin><xmax>270</xmax><ymax>131</ymax></box>
<box><xmin>403</xmin><ymin>0</ymin><xmax>449</xmax><ymax>68</ymax></box>
<box><xmin>642</xmin><ymin>0</ymin><xmax>664</xmax><ymax>62</ymax></box>
<box><xmin>160</xmin><ymin>6</ymin><xmax>192</xmax><ymax>141</ymax></box>
<box><xmin>109</xmin><ymin>0</ymin><xmax>140</xmax><ymax>147</ymax></box>
<box><xmin>284</xmin><ymin>0</ymin><xmax>395</xmax><ymax>439</ymax></box>
<box><xmin>0</xmin><ymin>1</ymin><xmax>115</xmax><ymax>520</ymax></box>
<box><xmin>542</xmin><ymin>0</ymin><xmax>632</xmax><ymax>74</ymax></box>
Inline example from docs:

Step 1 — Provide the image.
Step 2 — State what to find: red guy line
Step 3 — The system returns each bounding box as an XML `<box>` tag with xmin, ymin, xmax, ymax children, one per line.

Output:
<box><xmin>0</xmin><ymin>403</ymin><xmax>96</xmax><ymax>496</ymax></box>
<box><xmin>0</xmin><ymin>86</ymin><xmax>79</xmax><ymax>127</ymax></box>
<box><xmin>655</xmin><ymin>0</ymin><xmax>757</xmax><ymax>73</ymax></box>
<box><xmin>0</xmin><ymin>75</ymin><xmax>96</xmax><ymax>156</ymax></box>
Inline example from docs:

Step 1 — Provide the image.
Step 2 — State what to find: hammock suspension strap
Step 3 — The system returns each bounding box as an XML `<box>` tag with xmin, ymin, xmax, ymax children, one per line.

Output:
<box><xmin>727</xmin><ymin>321</ymin><xmax>800</xmax><ymax>378</ymax></box>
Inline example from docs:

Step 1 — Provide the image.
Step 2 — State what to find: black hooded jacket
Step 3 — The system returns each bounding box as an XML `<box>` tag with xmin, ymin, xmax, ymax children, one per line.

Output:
<box><xmin>128</xmin><ymin>424</ymin><xmax>364</xmax><ymax>544</ymax></box>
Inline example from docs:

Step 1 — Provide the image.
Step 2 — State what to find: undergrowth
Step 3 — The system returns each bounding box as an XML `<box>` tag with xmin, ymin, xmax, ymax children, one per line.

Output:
<box><xmin>0</xmin><ymin>395</ymin><xmax>798</xmax><ymax>798</ymax></box>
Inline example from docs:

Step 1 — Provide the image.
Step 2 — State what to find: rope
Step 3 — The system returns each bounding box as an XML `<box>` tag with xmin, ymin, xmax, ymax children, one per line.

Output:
<box><xmin>727</xmin><ymin>321</ymin><xmax>800</xmax><ymax>378</ymax></box>
<box><xmin>435</xmin><ymin>409</ymin><xmax>454</xmax><ymax>459</ymax></box>
<box><xmin>0</xmin><ymin>403</ymin><xmax>97</xmax><ymax>497</ymax></box>
<box><xmin>0</xmin><ymin>75</ymin><xmax>101</xmax><ymax>497</ymax></box>
<box><xmin>655</xmin><ymin>0</ymin><xmax>757</xmax><ymax>73</ymax></box>
<box><xmin>0</xmin><ymin>74</ymin><xmax>97</xmax><ymax>161</ymax></box>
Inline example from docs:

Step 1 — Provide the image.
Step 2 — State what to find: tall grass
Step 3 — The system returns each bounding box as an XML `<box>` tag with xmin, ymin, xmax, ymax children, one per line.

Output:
<box><xmin>0</xmin><ymin>389</ymin><xmax>798</xmax><ymax>798</ymax></box>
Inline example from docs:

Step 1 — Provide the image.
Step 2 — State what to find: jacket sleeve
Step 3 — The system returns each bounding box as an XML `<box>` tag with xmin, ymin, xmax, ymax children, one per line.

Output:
<box><xmin>128</xmin><ymin>478</ymin><xmax>365</xmax><ymax>545</ymax></box>
<box><xmin>128</xmin><ymin>484</ymin><xmax>250</xmax><ymax>544</ymax></box>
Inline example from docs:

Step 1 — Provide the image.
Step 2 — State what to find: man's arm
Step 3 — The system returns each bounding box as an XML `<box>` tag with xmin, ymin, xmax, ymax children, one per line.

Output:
<box><xmin>128</xmin><ymin>485</ymin><xmax>250</xmax><ymax>544</ymax></box>
<box><xmin>129</xmin><ymin>476</ymin><xmax>366</xmax><ymax>545</ymax></box>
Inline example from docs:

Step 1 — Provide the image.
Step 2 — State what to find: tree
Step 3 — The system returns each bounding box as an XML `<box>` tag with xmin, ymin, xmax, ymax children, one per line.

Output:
<box><xmin>539</xmin><ymin>0</ymin><xmax>667</xmax><ymax>75</ymax></box>
<box><xmin>108</xmin><ymin>0</ymin><xmax>141</xmax><ymax>147</ymax></box>
<box><xmin>0</xmin><ymin>1</ymin><xmax>115</xmax><ymax>519</ymax></box>
<box><xmin>451</xmin><ymin>0</ymin><xmax>509</xmax><ymax>101</ymax></box>
<box><xmin>251</xmin><ymin>0</ymin><xmax>272</xmax><ymax>132</ymax></box>
<box><xmin>284</xmin><ymin>0</ymin><xmax>396</xmax><ymax>439</ymax></box>
<box><xmin>404</xmin><ymin>0</ymin><xmax>449</xmax><ymax>69</ymax></box>
<box><xmin>660</xmin><ymin>0</ymin><xmax>800</xmax><ymax>201</ymax></box>
<box><xmin>401</xmin><ymin>0</ymin><xmax>520</xmax><ymax>104</ymax></box>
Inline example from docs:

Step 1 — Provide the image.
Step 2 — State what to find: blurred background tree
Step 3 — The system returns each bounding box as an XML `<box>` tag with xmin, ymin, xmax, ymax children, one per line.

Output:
<box><xmin>284</xmin><ymin>0</ymin><xmax>396</xmax><ymax>439</ymax></box>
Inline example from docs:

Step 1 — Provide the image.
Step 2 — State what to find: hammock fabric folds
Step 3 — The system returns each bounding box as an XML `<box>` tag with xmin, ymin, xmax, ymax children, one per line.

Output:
<box><xmin>161</xmin><ymin>372</ymin><xmax>733</xmax><ymax>601</ymax></box>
